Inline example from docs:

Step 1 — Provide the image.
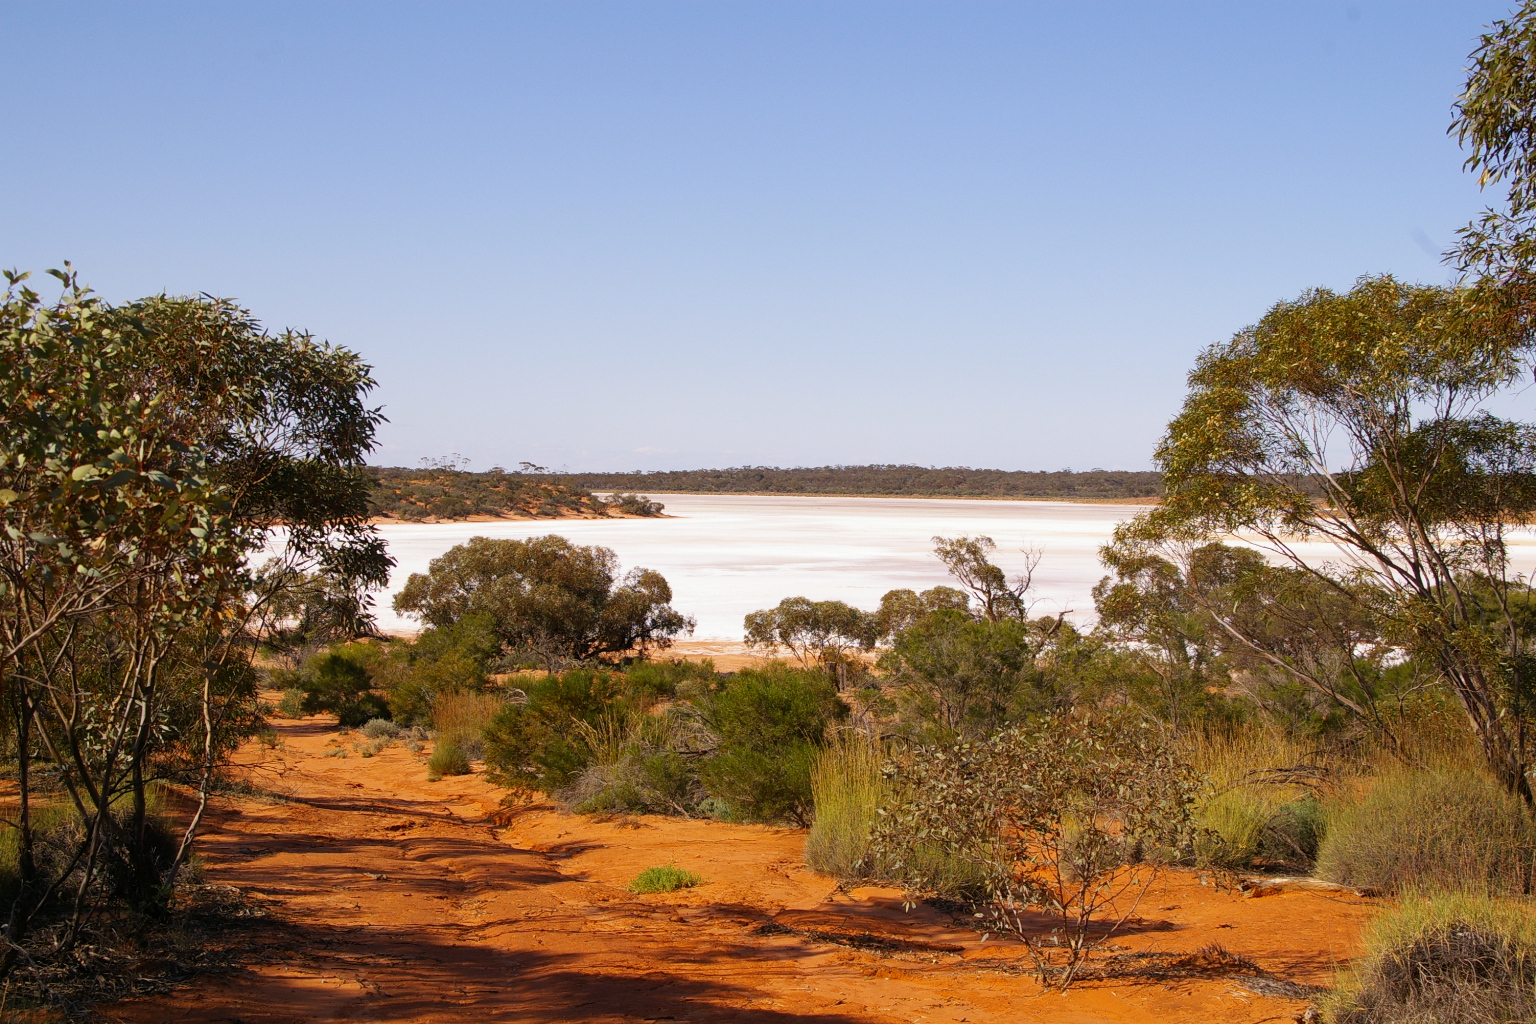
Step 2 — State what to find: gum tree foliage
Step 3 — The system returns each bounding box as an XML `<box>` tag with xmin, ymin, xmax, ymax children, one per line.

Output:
<box><xmin>0</xmin><ymin>268</ymin><xmax>388</xmax><ymax>968</ymax></box>
<box><xmin>742</xmin><ymin>597</ymin><xmax>879</xmax><ymax>670</ymax></box>
<box><xmin>870</xmin><ymin>713</ymin><xmax>1200</xmax><ymax>989</ymax></box>
<box><xmin>931</xmin><ymin>535</ymin><xmax>1037</xmax><ymax>622</ymax></box>
<box><xmin>878</xmin><ymin>611</ymin><xmax>1034</xmax><ymax>739</ymax></box>
<box><xmin>1453</xmin><ymin>1</ymin><xmax>1536</xmax><ymax>287</ymax></box>
<box><xmin>394</xmin><ymin>534</ymin><xmax>694</xmax><ymax>665</ymax></box>
<box><xmin>872</xmin><ymin>585</ymin><xmax>971</xmax><ymax>639</ymax></box>
<box><xmin>1110</xmin><ymin>276</ymin><xmax>1536</xmax><ymax>805</ymax></box>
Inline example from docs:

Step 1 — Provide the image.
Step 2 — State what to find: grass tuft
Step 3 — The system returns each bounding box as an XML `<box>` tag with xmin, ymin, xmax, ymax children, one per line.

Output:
<box><xmin>806</xmin><ymin>732</ymin><xmax>884</xmax><ymax>878</ymax></box>
<box><xmin>432</xmin><ymin>692</ymin><xmax>503</xmax><ymax>760</ymax></box>
<box><xmin>427</xmin><ymin>740</ymin><xmax>471</xmax><ymax>778</ymax></box>
<box><xmin>628</xmin><ymin>864</ymin><xmax>703</xmax><ymax>893</ymax></box>
<box><xmin>1325</xmin><ymin>891</ymin><xmax>1536</xmax><ymax>1024</ymax></box>
<box><xmin>1316</xmin><ymin>768</ymin><xmax>1536</xmax><ymax>896</ymax></box>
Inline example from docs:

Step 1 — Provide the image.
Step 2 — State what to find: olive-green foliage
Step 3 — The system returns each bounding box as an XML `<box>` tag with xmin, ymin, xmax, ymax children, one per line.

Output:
<box><xmin>624</xmin><ymin>658</ymin><xmax>718</xmax><ymax>701</ymax></box>
<box><xmin>428</xmin><ymin>740</ymin><xmax>471</xmax><ymax>778</ymax></box>
<box><xmin>699</xmin><ymin>666</ymin><xmax>845</xmax><ymax>824</ymax></box>
<box><xmin>869</xmin><ymin>713</ymin><xmax>1200</xmax><ymax>988</ymax></box>
<box><xmin>628</xmin><ymin>864</ymin><xmax>702</xmax><ymax>893</ymax></box>
<box><xmin>609</xmin><ymin>493</ymin><xmax>665</xmax><ymax>516</ymax></box>
<box><xmin>295</xmin><ymin>651</ymin><xmax>390</xmax><ymax>727</ymax></box>
<box><xmin>394</xmin><ymin>535</ymin><xmax>693</xmax><ymax>664</ymax></box>
<box><xmin>879</xmin><ymin>610</ymin><xmax>1031</xmax><ymax>739</ymax></box>
<box><xmin>483</xmin><ymin>670</ymin><xmax>633</xmax><ymax>793</ymax></box>
<box><xmin>1452</xmin><ymin>1</ymin><xmax>1536</xmax><ymax>282</ymax></box>
<box><xmin>743</xmin><ymin>597</ymin><xmax>879</xmax><ymax>668</ymax></box>
<box><xmin>379</xmin><ymin>614</ymin><xmax>499</xmax><ymax>726</ymax></box>
<box><xmin>551</xmin><ymin>466</ymin><xmax>1163</xmax><ymax>500</ymax></box>
<box><xmin>366</xmin><ymin>464</ymin><xmax>615</xmax><ymax>521</ymax></box>
<box><xmin>1114</xmin><ymin>273</ymin><xmax>1536</xmax><ymax>803</ymax></box>
<box><xmin>1325</xmin><ymin>892</ymin><xmax>1536</xmax><ymax>1024</ymax></box>
<box><xmin>1316</xmin><ymin>769</ymin><xmax>1536</xmax><ymax>896</ymax></box>
<box><xmin>276</xmin><ymin>688</ymin><xmax>306</xmax><ymax>719</ymax></box>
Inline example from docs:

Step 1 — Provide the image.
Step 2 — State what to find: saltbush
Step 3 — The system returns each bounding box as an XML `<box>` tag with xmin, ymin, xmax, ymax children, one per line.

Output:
<box><xmin>1316</xmin><ymin>769</ymin><xmax>1536</xmax><ymax>896</ymax></box>
<box><xmin>361</xmin><ymin>718</ymin><xmax>400</xmax><ymax>740</ymax></box>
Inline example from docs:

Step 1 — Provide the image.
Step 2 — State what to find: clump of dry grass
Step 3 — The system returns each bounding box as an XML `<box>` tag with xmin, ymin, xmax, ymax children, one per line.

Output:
<box><xmin>1326</xmin><ymin>891</ymin><xmax>1536</xmax><ymax>1023</ymax></box>
<box><xmin>431</xmin><ymin>692</ymin><xmax>503</xmax><ymax>760</ymax></box>
<box><xmin>1316</xmin><ymin>768</ymin><xmax>1536</xmax><ymax>896</ymax></box>
<box><xmin>1180</xmin><ymin>727</ymin><xmax>1326</xmax><ymax>868</ymax></box>
<box><xmin>805</xmin><ymin>732</ymin><xmax>885</xmax><ymax>878</ymax></box>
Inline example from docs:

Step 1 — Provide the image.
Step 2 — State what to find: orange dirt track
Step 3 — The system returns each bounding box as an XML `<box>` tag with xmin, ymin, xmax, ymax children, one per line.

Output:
<box><xmin>109</xmin><ymin>716</ymin><xmax>1376</xmax><ymax>1024</ymax></box>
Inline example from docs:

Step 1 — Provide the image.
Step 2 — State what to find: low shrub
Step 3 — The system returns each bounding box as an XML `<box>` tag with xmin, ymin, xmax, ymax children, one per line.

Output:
<box><xmin>380</xmin><ymin>614</ymin><xmax>499</xmax><ymax>726</ymax></box>
<box><xmin>1326</xmin><ymin>891</ymin><xmax>1536</xmax><ymax>1024</ymax></box>
<box><xmin>624</xmin><ymin>658</ymin><xmax>718</xmax><ymax>701</ymax></box>
<box><xmin>1316</xmin><ymin>769</ymin><xmax>1536</xmax><ymax>896</ymax></box>
<box><xmin>870</xmin><ymin>712</ymin><xmax>1201</xmax><ymax>988</ymax></box>
<box><xmin>362</xmin><ymin>718</ymin><xmax>401</xmax><ymax>740</ymax></box>
<box><xmin>483</xmin><ymin>670</ymin><xmax>631</xmax><ymax>793</ymax></box>
<box><xmin>428</xmin><ymin>741</ymin><xmax>471</xmax><ymax>778</ymax></box>
<box><xmin>298</xmin><ymin>652</ymin><xmax>390</xmax><ymax>727</ymax></box>
<box><xmin>628</xmin><ymin>864</ymin><xmax>702</xmax><ymax>893</ymax></box>
<box><xmin>276</xmin><ymin>688</ymin><xmax>306</xmax><ymax>719</ymax></box>
<box><xmin>699</xmin><ymin>666</ymin><xmax>844</xmax><ymax>824</ymax></box>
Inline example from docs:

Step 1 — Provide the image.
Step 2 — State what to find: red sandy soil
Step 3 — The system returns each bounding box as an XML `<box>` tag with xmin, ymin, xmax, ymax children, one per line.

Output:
<box><xmin>106</xmin><ymin>717</ymin><xmax>1376</xmax><ymax>1024</ymax></box>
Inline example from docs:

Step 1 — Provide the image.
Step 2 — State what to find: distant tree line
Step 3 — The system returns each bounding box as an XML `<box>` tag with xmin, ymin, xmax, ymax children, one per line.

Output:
<box><xmin>366</xmin><ymin>463</ymin><xmax>665</xmax><ymax>520</ymax></box>
<box><xmin>539</xmin><ymin>465</ymin><xmax>1163</xmax><ymax>500</ymax></box>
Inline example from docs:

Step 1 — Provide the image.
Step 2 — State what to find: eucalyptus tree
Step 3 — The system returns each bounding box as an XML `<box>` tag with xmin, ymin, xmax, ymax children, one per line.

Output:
<box><xmin>1109</xmin><ymin>275</ymin><xmax>1536</xmax><ymax>803</ymax></box>
<box><xmin>931</xmin><ymin>536</ymin><xmax>1037</xmax><ymax>622</ymax></box>
<box><xmin>0</xmin><ymin>267</ymin><xmax>388</xmax><ymax>964</ymax></box>
<box><xmin>743</xmin><ymin>596</ymin><xmax>878</xmax><ymax>671</ymax></box>
<box><xmin>395</xmin><ymin>534</ymin><xmax>693</xmax><ymax>666</ymax></box>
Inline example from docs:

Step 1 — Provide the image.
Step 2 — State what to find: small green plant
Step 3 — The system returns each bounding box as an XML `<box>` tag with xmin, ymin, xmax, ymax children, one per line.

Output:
<box><xmin>628</xmin><ymin>864</ymin><xmax>703</xmax><ymax>893</ymax></box>
<box><xmin>428</xmin><ymin>740</ymin><xmax>471</xmax><ymax>778</ymax></box>
<box><xmin>1325</xmin><ymin>891</ymin><xmax>1536</xmax><ymax>1023</ymax></box>
<box><xmin>277</xmin><ymin>688</ymin><xmax>306</xmax><ymax>719</ymax></box>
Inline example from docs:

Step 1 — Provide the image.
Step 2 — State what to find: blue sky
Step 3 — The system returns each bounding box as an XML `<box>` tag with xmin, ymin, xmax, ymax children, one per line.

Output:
<box><xmin>0</xmin><ymin>2</ymin><xmax>1515</xmax><ymax>471</ymax></box>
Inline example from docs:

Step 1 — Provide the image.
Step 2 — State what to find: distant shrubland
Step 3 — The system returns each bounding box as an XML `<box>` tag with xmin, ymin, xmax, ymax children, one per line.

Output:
<box><xmin>366</xmin><ymin>462</ymin><xmax>665</xmax><ymax>521</ymax></box>
<box><xmin>544</xmin><ymin>465</ymin><xmax>1163</xmax><ymax>500</ymax></box>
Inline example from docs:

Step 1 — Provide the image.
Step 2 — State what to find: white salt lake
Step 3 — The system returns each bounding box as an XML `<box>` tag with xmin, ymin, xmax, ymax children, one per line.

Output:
<box><xmin>366</xmin><ymin>493</ymin><xmax>1536</xmax><ymax>641</ymax></box>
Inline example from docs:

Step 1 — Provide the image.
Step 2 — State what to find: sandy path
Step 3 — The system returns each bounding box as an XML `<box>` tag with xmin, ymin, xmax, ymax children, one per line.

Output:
<box><xmin>107</xmin><ymin>717</ymin><xmax>1375</xmax><ymax>1023</ymax></box>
